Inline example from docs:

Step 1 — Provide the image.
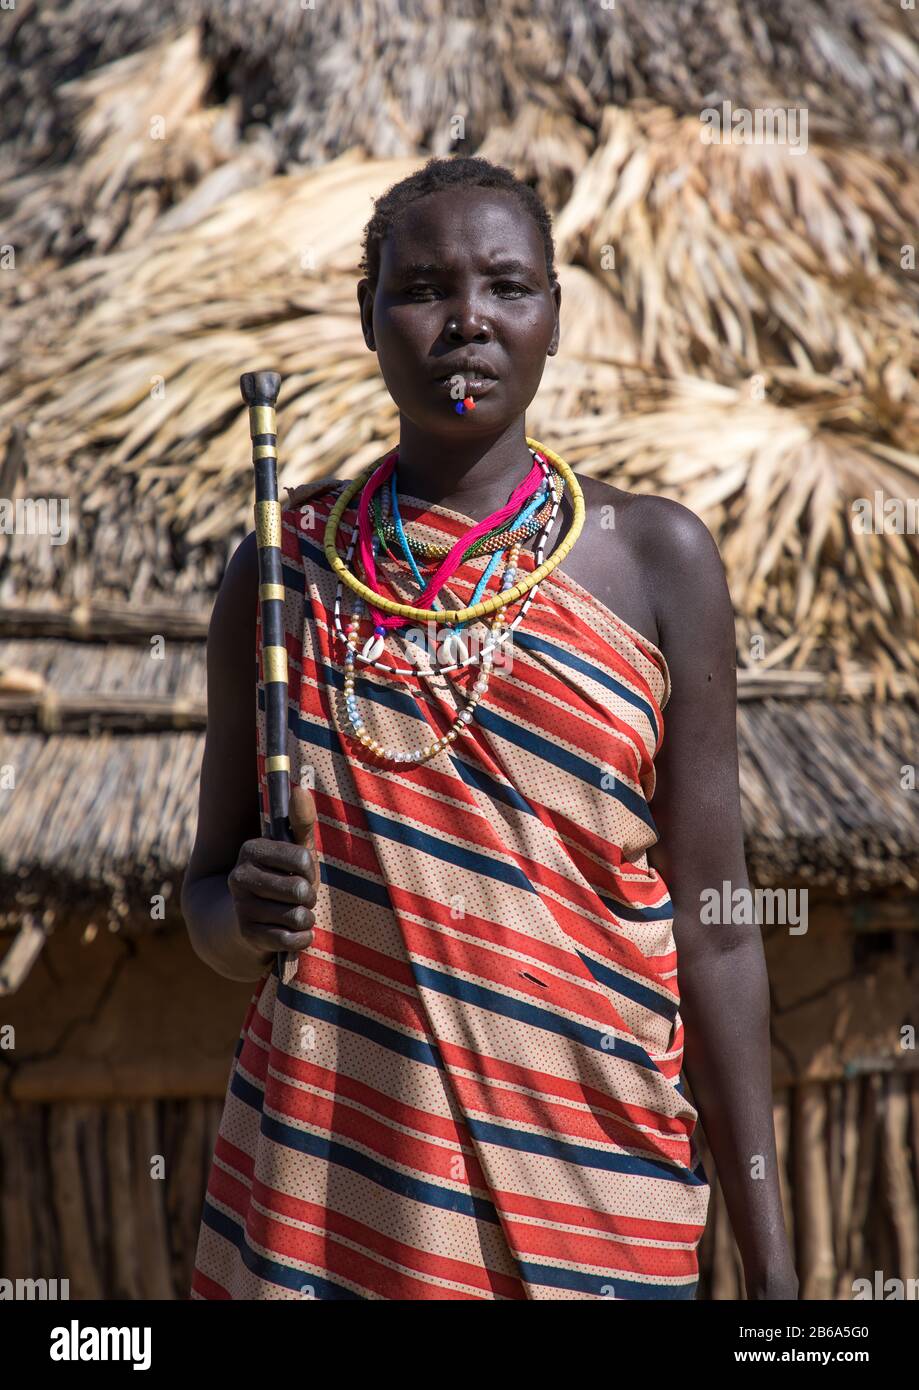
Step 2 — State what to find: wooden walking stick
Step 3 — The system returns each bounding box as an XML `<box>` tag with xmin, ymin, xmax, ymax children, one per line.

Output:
<box><xmin>240</xmin><ymin>370</ymin><xmax>296</xmax><ymax>982</ymax></box>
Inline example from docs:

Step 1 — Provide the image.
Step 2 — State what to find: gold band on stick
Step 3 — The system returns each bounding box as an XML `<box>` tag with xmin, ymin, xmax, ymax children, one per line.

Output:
<box><xmin>265</xmin><ymin>755</ymin><xmax>290</xmax><ymax>773</ymax></box>
<box><xmin>253</xmin><ymin>445</ymin><xmax>278</xmax><ymax>460</ymax></box>
<box><xmin>263</xmin><ymin>645</ymin><xmax>288</xmax><ymax>683</ymax></box>
<box><xmin>255</xmin><ymin>500</ymin><xmax>282</xmax><ymax>548</ymax></box>
<box><xmin>249</xmin><ymin>406</ymin><xmax>276</xmax><ymax>437</ymax></box>
<box><xmin>259</xmin><ymin>583</ymin><xmax>286</xmax><ymax>602</ymax></box>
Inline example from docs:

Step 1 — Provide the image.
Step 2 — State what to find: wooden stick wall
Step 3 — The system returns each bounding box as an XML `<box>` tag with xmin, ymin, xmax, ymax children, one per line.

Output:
<box><xmin>1</xmin><ymin>1075</ymin><xmax>917</xmax><ymax>1299</ymax></box>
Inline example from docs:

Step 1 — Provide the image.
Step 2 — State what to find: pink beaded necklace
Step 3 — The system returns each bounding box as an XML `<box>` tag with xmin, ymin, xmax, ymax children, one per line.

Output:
<box><xmin>355</xmin><ymin>448</ymin><xmax>547</xmax><ymax>632</ymax></box>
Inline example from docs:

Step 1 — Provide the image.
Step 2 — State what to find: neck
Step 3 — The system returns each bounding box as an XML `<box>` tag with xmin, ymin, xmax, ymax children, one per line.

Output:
<box><xmin>393</xmin><ymin>414</ymin><xmax>536</xmax><ymax>521</ymax></box>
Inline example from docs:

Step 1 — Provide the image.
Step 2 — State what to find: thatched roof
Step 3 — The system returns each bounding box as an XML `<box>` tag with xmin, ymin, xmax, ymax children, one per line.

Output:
<box><xmin>198</xmin><ymin>0</ymin><xmax>919</xmax><ymax>159</ymax></box>
<box><xmin>4</xmin><ymin>1</ymin><xmax>918</xmax><ymax>267</ymax></box>
<box><xmin>1</xmin><ymin>1</ymin><xmax>195</xmax><ymax>162</ymax></box>
<box><xmin>0</xmin><ymin>22</ymin><xmax>277</xmax><ymax>271</ymax></box>
<box><xmin>1</xmin><ymin>4</ymin><xmax>918</xmax><ymax>949</ymax></box>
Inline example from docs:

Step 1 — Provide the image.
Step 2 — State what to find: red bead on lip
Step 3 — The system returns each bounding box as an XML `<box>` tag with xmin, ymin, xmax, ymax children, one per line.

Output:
<box><xmin>462</xmin><ymin>396</ymin><xmax>476</xmax><ymax>411</ymax></box>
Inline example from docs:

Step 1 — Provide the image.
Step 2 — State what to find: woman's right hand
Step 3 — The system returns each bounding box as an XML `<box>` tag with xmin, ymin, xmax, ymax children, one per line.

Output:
<box><xmin>227</xmin><ymin>785</ymin><xmax>319</xmax><ymax>967</ymax></box>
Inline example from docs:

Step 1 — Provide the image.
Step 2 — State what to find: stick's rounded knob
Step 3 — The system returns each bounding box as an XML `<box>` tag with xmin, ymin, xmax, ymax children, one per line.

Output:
<box><xmin>240</xmin><ymin>371</ymin><xmax>281</xmax><ymax>407</ymax></box>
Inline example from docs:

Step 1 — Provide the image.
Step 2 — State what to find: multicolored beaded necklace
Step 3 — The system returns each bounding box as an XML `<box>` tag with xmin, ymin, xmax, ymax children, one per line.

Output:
<box><xmin>325</xmin><ymin>438</ymin><xmax>584</xmax><ymax>764</ymax></box>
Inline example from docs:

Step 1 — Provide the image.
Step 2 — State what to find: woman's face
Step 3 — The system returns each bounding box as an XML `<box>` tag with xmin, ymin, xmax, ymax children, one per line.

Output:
<box><xmin>358</xmin><ymin>186</ymin><xmax>560</xmax><ymax>437</ymax></box>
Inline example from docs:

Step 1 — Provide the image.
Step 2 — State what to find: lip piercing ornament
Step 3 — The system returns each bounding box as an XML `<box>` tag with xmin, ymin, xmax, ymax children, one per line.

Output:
<box><xmin>455</xmin><ymin>396</ymin><xmax>476</xmax><ymax>414</ymax></box>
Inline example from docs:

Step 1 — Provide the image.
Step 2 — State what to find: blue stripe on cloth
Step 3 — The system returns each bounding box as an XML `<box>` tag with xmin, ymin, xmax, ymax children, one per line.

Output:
<box><xmin>465</xmin><ymin>1115</ymin><xmax>703</xmax><ymax>1185</ymax></box>
<box><xmin>281</xmin><ymin>559</ymin><xmax>306</xmax><ymax>593</ymax></box>
<box><xmin>451</xmin><ymin>754</ymin><xmax>537</xmax><ymax>817</ymax></box>
<box><xmin>408</xmin><ymin>960</ymin><xmax>660</xmax><ymax>1073</ymax></box>
<box><xmin>321</xmin><ymin>859</ymin><xmax>394</xmax><ymax>911</ymax></box>
<box><xmin>276</xmin><ymin>979</ymin><xmax>444</xmax><ymax>1068</ymax></box>
<box><xmin>516</xmin><ymin>1258</ymin><xmax>698</xmax><ymax>1299</ymax></box>
<box><xmin>322</xmin><ymin>655</ymin><xmax>431</xmax><ymax>722</ymax></box>
<box><xmin>469</xmin><ymin>703</ymin><xmax>658</xmax><ymax>833</ymax></box>
<box><xmin>576</xmin><ymin>951</ymin><xmax>678</xmax><ymax>1024</ymax></box>
<box><xmin>312</xmin><ymin>815</ymin><xmax>536</xmax><ymax>902</ymax></box>
<box><xmin>201</xmin><ymin>1198</ymin><xmax>363</xmax><ymax>1299</ymax></box>
<box><xmin>361</xmin><ymin>804</ymin><xmax>537</xmax><ymax>892</ymax></box>
<box><xmin>230</xmin><ymin>1067</ymin><xmax>502</xmax><ymax>1226</ymax></box>
<box><xmin>597</xmin><ymin>891</ymin><xmax>673</xmax><ymax>923</ymax></box>
<box><xmin>512</xmin><ymin>628</ymin><xmax>661</xmax><ymax>746</ymax></box>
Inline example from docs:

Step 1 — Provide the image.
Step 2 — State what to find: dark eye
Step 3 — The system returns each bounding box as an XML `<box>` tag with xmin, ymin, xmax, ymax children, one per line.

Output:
<box><xmin>493</xmin><ymin>281</ymin><xmax>528</xmax><ymax>298</ymax></box>
<box><xmin>404</xmin><ymin>284</ymin><xmax>438</xmax><ymax>299</ymax></box>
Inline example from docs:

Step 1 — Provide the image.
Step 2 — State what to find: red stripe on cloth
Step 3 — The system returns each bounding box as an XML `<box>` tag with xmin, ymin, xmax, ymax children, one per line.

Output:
<box><xmin>435</xmin><ymin>1035</ymin><xmax>693</xmax><ymax>1138</ymax></box>
<box><xmin>447</xmin><ymin>1070</ymin><xmax>693</xmax><ymax>1165</ymax></box>
<box><xmin>208</xmin><ymin>1162</ymin><xmax>492</xmax><ymax>1300</ymax></box>
<box><xmin>501</xmin><ymin>1213</ymin><xmax>703</xmax><ymax>1279</ymax></box>
<box><xmin>190</xmin><ymin>1268</ymin><xmax>231</xmax><ymax>1300</ymax></box>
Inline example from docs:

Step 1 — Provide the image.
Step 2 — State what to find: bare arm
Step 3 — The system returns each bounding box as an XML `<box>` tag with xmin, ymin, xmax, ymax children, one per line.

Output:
<box><xmin>642</xmin><ymin>497</ymin><xmax>798</xmax><ymax>1300</ymax></box>
<box><xmin>180</xmin><ymin>530</ymin><xmax>317</xmax><ymax>983</ymax></box>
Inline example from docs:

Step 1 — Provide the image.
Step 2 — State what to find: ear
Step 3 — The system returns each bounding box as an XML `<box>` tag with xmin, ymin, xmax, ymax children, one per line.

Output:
<box><xmin>357</xmin><ymin>278</ymin><xmax>376</xmax><ymax>351</ymax></box>
<box><xmin>547</xmin><ymin>279</ymin><xmax>561</xmax><ymax>357</ymax></box>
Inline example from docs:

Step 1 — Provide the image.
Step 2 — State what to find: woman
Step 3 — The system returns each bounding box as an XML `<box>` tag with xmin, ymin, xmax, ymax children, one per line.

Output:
<box><xmin>183</xmin><ymin>156</ymin><xmax>797</xmax><ymax>1300</ymax></box>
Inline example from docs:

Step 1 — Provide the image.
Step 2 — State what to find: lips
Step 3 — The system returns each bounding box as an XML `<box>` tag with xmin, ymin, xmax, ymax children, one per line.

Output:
<box><xmin>434</xmin><ymin>372</ymin><xmax>498</xmax><ymax>398</ymax></box>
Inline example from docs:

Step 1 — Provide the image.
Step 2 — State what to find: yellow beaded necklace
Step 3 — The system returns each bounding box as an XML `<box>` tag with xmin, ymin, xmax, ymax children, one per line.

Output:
<box><xmin>324</xmin><ymin>438</ymin><xmax>584</xmax><ymax>625</ymax></box>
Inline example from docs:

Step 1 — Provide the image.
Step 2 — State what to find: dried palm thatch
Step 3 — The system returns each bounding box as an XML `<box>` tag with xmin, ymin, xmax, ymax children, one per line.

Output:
<box><xmin>555</xmin><ymin>374</ymin><xmax>919</xmax><ymax>689</ymax></box>
<box><xmin>554</xmin><ymin>106</ymin><xmax>919</xmax><ymax>396</ymax></box>
<box><xmin>0</xmin><ymin>27</ymin><xmax>278</xmax><ymax>269</ymax></box>
<box><xmin>199</xmin><ymin>0</ymin><xmax>919</xmax><ymax>160</ymax></box>
<box><xmin>6</xmin><ymin>0</ymin><xmax>918</xmax><ymax>271</ymax></box>
<box><xmin>2</xmin><ymin>125</ymin><xmax>916</xmax><ymax>685</ymax></box>
<box><xmin>0</xmin><ymin>152</ymin><xmax>423</xmax><ymax>607</ymax></box>
<box><xmin>9</xmin><ymin>0</ymin><xmax>917</xmax><ymax>176</ymax></box>
<box><xmin>0</xmin><ymin>0</ymin><xmax>196</xmax><ymax>163</ymax></box>
<box><xmin>530</xmin><ymin>0</ymin><xmax>919</xmax><ymax>152</ymax></box>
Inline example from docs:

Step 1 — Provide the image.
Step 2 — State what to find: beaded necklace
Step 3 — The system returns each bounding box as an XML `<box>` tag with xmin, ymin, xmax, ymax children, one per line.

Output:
<box><xmin>324</xmin><ymin>438</ymin><xmax>583</xmax><ymax>630</ymax></box>
<box><xmin>368</xmin><ymin>473</ymin><xmax>558</xmax><ymax>564</ymax></box>
<box><xmin>325</xmin><ymin>439</ymin><xmax>584</xmax><ymax>765</ymax></box>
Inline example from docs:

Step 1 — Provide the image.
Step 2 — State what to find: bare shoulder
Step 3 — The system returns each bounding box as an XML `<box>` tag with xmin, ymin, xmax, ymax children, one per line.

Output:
<box><xmin>578</xmin><ymin>474</ymin><xmax>721</xmax><ymax>574</ymax></box>
<box><xmin>584</xmin><ymin>476</ymin><xmax>731</xmax><ymax>642</ymax></box>
<box><xmin>577</xmin><ymin>474</ymin><xmax>683</xmax><ymax>546</ymax></box>
<box><xmin>625</xmin><ymin>490</ymin><xmax>725</xmax><ymax>576</ymax></box>
<box><xmin>577</xmin><ymin>472</ymin><xmax>641</xmax><ymax>519</ymax></box>
<box><xmin>626</xmin><ymin>491</ymin><xmax>735</xmax><ymax>677</ymax></box>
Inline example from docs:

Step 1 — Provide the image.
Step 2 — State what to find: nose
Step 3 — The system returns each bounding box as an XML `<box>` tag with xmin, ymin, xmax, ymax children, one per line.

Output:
<box><xmin>443</xmin><ymin>308</ymin><xmax>492</xmax><ymax>344</ymax></box>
